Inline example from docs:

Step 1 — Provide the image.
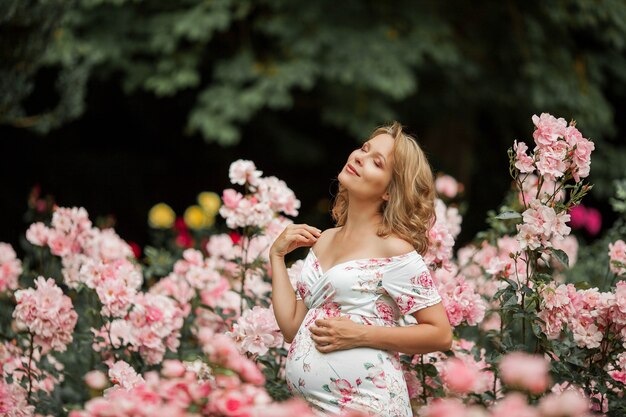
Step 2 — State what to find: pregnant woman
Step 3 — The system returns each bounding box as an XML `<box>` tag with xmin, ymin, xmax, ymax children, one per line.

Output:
<box><xmin>270</xmin><ymin>122</ymin><xmax>453</xmax><ymax>416</ymax></box>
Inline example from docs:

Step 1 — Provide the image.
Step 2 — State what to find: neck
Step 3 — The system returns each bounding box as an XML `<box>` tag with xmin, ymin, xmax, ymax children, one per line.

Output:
<box><xmin>340</xmin><ymin>196</ymin><xmax>383</xmax><ymax>237</ymax></box>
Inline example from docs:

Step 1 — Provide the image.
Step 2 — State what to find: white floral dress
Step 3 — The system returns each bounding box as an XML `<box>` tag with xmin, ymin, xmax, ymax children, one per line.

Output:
<box><xmin>285</xmin><ymin>248</ymin><xmax>442</xmax><ymax>417</ymax></box>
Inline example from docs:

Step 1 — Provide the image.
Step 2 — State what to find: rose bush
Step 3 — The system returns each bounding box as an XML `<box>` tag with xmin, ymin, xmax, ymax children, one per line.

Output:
<box><xmin>0</xmin><ymin>116</ymin><xmax>625</xmax><ymax>416</ymax></box>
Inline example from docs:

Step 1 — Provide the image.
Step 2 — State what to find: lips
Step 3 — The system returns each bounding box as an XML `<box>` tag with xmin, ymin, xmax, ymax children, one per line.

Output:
<box><xmin>346</xmin><ymin>163</ymin><xmax>360</xmax><ymax>176</ymax></box>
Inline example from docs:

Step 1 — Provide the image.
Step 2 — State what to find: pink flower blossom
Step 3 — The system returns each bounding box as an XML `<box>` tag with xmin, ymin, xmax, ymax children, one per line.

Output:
<box><xmin>222</xmin><ymin>188</ymin><xmax>243</xmax><ymax>209</ymax></box>
<box><xmin>435</xmin><ymin>174</ymin><xmax>461</xmax><ymax>198</ymax></box>
<box><xmin>536</xmin><ymin>141</ymin><xmax>568</xmax><ymax>181</ymax></box>
<box><xmin>161</xmin><ymin>360</ymin><xmax>186</xmax><ymax>378</ymax></box>
<box><xmin>532</xmin><ymin>113</ymin><xmax>567</xmax><ymax>148</ymax></box>
<box><xmin>499</xmin><ymin>351</ymin><xmax>550</xmax><ymax>394</ymax></box>
<box><xmin>490</xmin><ymin>392</ymin><xmax>539</xmax><ymax>417</ymax></box>
<box><xmin>424</xmin><ymin>222</ymin><xmax>455</xmax><ymax>269</ymax></box>
<box><xmin>198</xmin><ymin>329</ymin><xmax>266</xmax><ymax>385</ymax></box>
<box><xmin>206</xmin><ymin>233</ymin><xmax>236</xmax><ymax>259</ymax></box>
<box><xmin>84</xmin><ymin>370</ymin><xmax>108</xmax><ymax>390</ymax></box>
<box><xmin>538</xmin><ymin>390</ymin><xmax>591</xmax><ymax>417</ymax></box>
<box><xmin>253</xmin><ymin>176</ymin><xmax>301</xmax><ymax>216</ymax></box>
<box><xmin>571</xmin><ymin>322</ymin><xmax>603</xmax><ymax>349</ymax></box>
<box><xmin>0</xmin><ymin>243</ymin><xmax>22</xmax><ymax>293</ymax></box>
<box><xmin>25</xmin><ymin>222</ymin><xmax>50</xmax><ymax>246</ymax></box>
<box><xmin>130</xmin><ymin>294</ymin><xmax>185</xmax><ymax>364</ymax></box>
<box><xmin>435</xmin><ymin>269</ymin><xmax>487</xmax><ymax>327</ymax></box>
<box><xmin>419</xmin><ymin>397</ymin><xmax>470</xmax><ymax>417</ymax></box>
<box><xmin>229</xmin><ymin>306</ymin><xmax>283</xmax><ymax>356</ymax></box>
<box><xmin>568</xmin><ymin>205</ymin><xmax>587</xmax><ymax>229</ymax></box>
<box><xmin>516</xmin><ymin>199</ymin><xmax>570</xmax><ymax>251</ymax></box>
<box><xmin>0</xmin><ymin>380</ymin><xmax>35</xmax><ymax>417</ymax></box>
<box><xmin>229</xmin><ymin>159</ymin><xmax>262</xmax><ymax>186</ymax></box>
<box><xmin>609</xmin><ymin>240</ymin><xmax>626</xmax><ymax>276</ymax></box>
<box><xmin>440</xmin><ymin>357</ymin><xmax>489</xmax><ymax>394</ymax></box>
<box><xmin>583</xmin><ymin>207</ymin><xmax>601</xmax><ymax>235</ymax></box>
<box><xmin>107</xmin><ymin>360</ymin><xmax>144</xmax><ymax>391</ymax></box>
<box><xmin>13</xmin><ymin>276</ymin><xmax>78</xmax><ymax>354</ymax></box>
<box><xmin>513</xmin><ymin>141</ymin><xmax>535</xmax><ymax>173</ymax></box>
<box><xmin>219</xmin><ymin>196</ymin><xmax>275</xmax><ymax>229</ymax></box>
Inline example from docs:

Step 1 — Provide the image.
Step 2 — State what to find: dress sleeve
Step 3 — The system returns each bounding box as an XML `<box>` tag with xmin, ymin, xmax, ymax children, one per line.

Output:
<box><xmin>382</xmin><ymin>254</ymin><xmax>442</xmax><ymax>315</ymax></box>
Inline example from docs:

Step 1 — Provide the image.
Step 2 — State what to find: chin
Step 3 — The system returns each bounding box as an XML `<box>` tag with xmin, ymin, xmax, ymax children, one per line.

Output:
<box><xmin>337</xmin><ymin>170</ymin><xmax>351</xmax><ymax>187</ymax></box>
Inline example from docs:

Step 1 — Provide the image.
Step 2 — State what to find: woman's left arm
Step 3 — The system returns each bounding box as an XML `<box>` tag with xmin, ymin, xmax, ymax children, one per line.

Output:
<box><xmin>309</xmin><ymin>302</ymin><xmax>452</xmax><ymax>355</ymax></box>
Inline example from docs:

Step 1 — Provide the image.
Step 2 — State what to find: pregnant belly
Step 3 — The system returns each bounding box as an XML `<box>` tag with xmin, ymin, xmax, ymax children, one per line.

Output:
<box><xmin>284</xmin><ymin>310</ymin><xmax>411</xmax><ymax>416</ymax></box>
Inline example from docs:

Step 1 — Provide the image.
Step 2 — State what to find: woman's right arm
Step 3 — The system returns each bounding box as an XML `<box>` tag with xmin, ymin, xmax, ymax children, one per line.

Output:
<box><xmin>269</xmin><ymin>224</ymin><xmax>321</xmax><ymax>343</ymax></box>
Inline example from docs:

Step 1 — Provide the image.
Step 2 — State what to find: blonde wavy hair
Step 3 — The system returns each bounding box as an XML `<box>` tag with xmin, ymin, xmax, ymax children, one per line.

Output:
<box><xmin>331</xmin><ymin>121</ymin><xmax>436</xmax><ymax>256</ymax></box>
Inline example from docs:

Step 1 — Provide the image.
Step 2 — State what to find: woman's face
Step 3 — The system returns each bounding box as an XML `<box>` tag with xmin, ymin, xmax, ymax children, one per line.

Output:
<box><xmin>338</xmin><ymin>133</ymin><xmax>395</xmax><ymax>202</ymax></box>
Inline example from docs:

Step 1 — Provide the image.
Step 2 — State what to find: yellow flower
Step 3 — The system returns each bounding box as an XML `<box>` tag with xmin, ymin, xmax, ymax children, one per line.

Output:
<box><xmin>148</xmin><ymin>203</ymin><xmax>176</xmax><ymax>228</ymax></box>
<box><xmin>197</xmin><ymin>191</ymin><xmax>221</xmax><ymax>216</ymax></box>
<box><xmin>184</xmin><ymin>205</ymin><xmax>214</xmax><ymax>230</ymax></box>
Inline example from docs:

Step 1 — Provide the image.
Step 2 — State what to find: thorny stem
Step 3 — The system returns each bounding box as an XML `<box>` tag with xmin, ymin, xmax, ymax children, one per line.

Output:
<box><xmin>27</xmin><ymin>332</ymin><xmax>35</xmax><ymax>400</ymax></box>
<box><xmin>239</xmin><ymin>226</ymin><xmax>251</xmax><ymax>315</ymax></box>
<box><xmin>420</xmin><ymin>354</ymin><xmax>428</xmax><ymax>405</ymax></box>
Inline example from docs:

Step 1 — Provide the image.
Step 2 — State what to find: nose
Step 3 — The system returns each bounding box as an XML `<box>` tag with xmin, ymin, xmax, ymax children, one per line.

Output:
<box><xmin>354</xmin><ymin>153</ymin><xmax>362</xmax><ymax>166</ymax></box>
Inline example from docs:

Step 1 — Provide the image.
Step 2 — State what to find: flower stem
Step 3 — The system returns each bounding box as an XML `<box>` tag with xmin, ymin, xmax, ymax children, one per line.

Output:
<box><xmin>27</xmin><ymin>332</ymin><xmax>35</xmax><ymax>400</ymax></box>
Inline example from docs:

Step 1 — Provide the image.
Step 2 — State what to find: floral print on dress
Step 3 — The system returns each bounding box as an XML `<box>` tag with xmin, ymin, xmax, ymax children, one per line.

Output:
<box><xmin>285</xmin><ymin>248</ymin><xmax>441</xmax><ymax>417</ymax></box>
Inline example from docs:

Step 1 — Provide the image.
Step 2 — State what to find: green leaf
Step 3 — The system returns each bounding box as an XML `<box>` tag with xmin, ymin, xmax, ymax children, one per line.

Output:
<box><xmin>495</xmin><ymin>211</ymin><xmax>522</xmax><ymax>220</ymax></box>
<box><xmin>504</xmin><ymin>294</ymin><xmax>519</xmax><ymax>307</ymax></box>
<box><xmin>549</xmin><ymin>248</ymin><xmax>570</xmax><ymax>268</ymax></box>
<box><xmin>322</xmin><ymin>384</ymin><xmax>331</xmax><ymax>393</ymax></box>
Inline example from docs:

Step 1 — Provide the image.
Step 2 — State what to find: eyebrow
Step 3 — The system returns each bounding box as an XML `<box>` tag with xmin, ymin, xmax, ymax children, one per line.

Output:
<box><xmin>364</xmin><ymin>142</ymin><xmax>387</xmax><ymax>165</ymax></box>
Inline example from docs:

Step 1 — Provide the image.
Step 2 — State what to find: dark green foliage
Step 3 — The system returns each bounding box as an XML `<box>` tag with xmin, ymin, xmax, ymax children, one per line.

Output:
<box><xmin>2</xmin><ymin>0</ymin><xmax>626</xmax><ymax>207</ymax></box>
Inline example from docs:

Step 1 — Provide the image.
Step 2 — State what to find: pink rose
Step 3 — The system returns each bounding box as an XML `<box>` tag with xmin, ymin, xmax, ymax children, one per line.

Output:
<box><xmin>161</xmin><ymin>360</ymin><xmax>186</xmax><ymax>378</ymax></box>
<box><xmin>435</xmin><ymin>175</ymin><xmax>461</xmax><ymax>198</ymax></box>
<box><xmin>84</xmin><ymin>370</ymin><xmax>108</xmax><ymax>390</ymax></box>
<box><xmin>513</xmin><ymin>141</ymin><xmax>535</xmax><ymax>173</ymax></box>
<box><xmin>222</xmin><ymin>189</ymin><xmax>243</xmax><ymax>209</ymax></box>
<box><xmin>499</xmin><ymin>351</ymin><xmax>550</xmax><ymax>394</ymax></box>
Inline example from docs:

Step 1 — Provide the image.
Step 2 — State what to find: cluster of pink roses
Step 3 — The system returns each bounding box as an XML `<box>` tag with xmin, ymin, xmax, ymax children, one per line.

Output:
<box><xmin>514</xmin><ymin>113</ymin><xmax>595</xmax><ymax>183</ymax></box>
<box><xmin>421</xmin><ymin>350</ymin><xmax>593</xmax><ymax>417</ymax></box>
<box><xmin>0</xmin><ymin>243</ymin><xmax>22</xmax><ymax>294</ymax></box>
<box><xmin>423</xmin><ymin>199</ymin><xmax>461</xmax><ymax>270</ymax></box>
<box><xmin>26</xmin><ymin>207</ymin><xmax>133</xmax><ymax>289</ymax></box>
<box><xmin>92</xmin><ymin>292</ymin><xmax>185</xmax><ymax>365</ymax></box>
<box><xmin>70</xmin><ymin>355</ymin><xmax>342</xmax><ymax>417</ymax></box>
<box><xmin>1</xmin><ymin>340</ymin><xmax>64</xmax><ymax>401</ymax></box>
<box><xmin>433</xmin><ymin>268</ymin><xmax>487</xmax><ymax>327</ymax></box>
<box><xmin>516</xmin><ymin>198</ymin><xmax>571</xmax><ymax>251</ymax></box>
<box><xmin>13</xmin><ymin>277</ymin><xmax>77</xmax><ymax>354</ymax></box>
<box><xmin>0</xmin><ymin>378</ymin><xmax>34</xmax><ymax>417</ymax></box>
<box><xmin>79</xmin><ymin>257</ymin><xmax>143</xmax><ymax>317</ymax></box>
<box><xmin>537</xmin><ymin>281</ymin><xmax>626</xmax><ymax>354</ymax></box>
<box><xmin>219</xmin><ymin>160</ymin><xmax>300</xmax><ymax>229</ymax></box>
<box><xmin>228</xmin><ymin>306</ymin><xmax>283</xmax><ymax>356</ymax></box>
<box><xmin>459</xmin><ymin>236</ymin><xmax>530</xmax><ymax>294</ymax></box>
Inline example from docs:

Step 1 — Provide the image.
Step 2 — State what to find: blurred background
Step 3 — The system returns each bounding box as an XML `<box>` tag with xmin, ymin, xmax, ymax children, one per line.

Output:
<box><xmin>1</xmin><ymin>0</ymin><xmax>625</xmax><ymax>254</ymax></box>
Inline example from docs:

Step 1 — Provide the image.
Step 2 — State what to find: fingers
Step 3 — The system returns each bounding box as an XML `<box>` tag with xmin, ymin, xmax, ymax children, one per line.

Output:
<box><xmin>296</xmin><ymin>224</ymin><xmax>322</xmax><ymax>237</ymax></box>
<box><xmin>309</xmin><ymin>325</ymin><xmax>330</xmax><ymax>336</ymax></box>
<box><xmin>288</xmin><ymin>224</ymin><xmax>322</xmax><ymax>238</ymax></box>
<box><xmin>314</xmin><ymin>319</ymin><xmax>327</xmax><ymax>327</ymax></box>
<box><xmin>294</xmin><ymin>229</ymin><xmax>317</xmax><ymax>242</ymax></box>
<box><xmin>315</xmin><ymin>343</ymin><xmax>336</xmax><ymax>353</ymax></box>
<box><xmin>310</xmin><ymin>333</ymin><xmax>332</xmax><ymax>345</ymax></box>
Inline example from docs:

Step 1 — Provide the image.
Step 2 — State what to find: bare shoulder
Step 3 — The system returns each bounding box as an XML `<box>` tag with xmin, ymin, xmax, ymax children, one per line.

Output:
<box><xmin>380</xmin><ymin>234</ymin><xmax>416</xmax><ymax>257</ymax></box>
<box><xmin>311</xmin><ymin>227</ymin><xmax>341</xmax><ymax>253</ymax></box>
